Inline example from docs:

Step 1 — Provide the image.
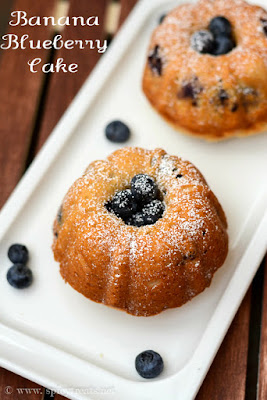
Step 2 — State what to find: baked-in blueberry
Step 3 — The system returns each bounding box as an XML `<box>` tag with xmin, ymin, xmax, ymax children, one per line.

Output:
<box><xmin>131</xmin><ymin>174</ymin><xmax>158</xmax><ymax>204</ymax></box>
<box><xmin>190</xmin><ymin>30</ymin><xmax>215</xmax><ymax>54</ymax></box>
<box><xmin>178</xmin><ymin>77</ymin><xmax>203</xmax><ymax>106</ymax></box>
<box><xmin>57</xmin><ymin>206</ymin><xmax>63</xmax><ymax>224</ymax></box>
<box><xmin>209</xmin><ymin>16</ymin><xmax>232</xmax><ymax>37</ymax></box>
<box><xmin>159</xmin><ymin>14</ymin><xmax>166</xmax><ymax>24</ymax></box>
<box><xmin>231</xmin><ymin>103</ymin><xmax>239</xmax><ymax>112</ymax></box>
<box><xmin>260</xmin><ymin>18</ymin><xmax>267</xmax><ymax>36</ymax></box>
<box><xmin>219</xmin><ymin>89</ymin><xmax>229</xmax><ymax>105</ymax></box>
<box><xmin>8</xmin><ymin>244</ymin><xmax>29</xmax><ymax>264</ymax></box>
<box><xmin>107</xmin><ymin>189</ymin><xmax>137</xmax><ymax>219</ymax></box>
<box><xmin>7</xmin><ymin>264</ymin><xmax>33</xmax><ymax>289</ymax></box>
<box><xmin>105</xmin><ymin>121</ymin><xmax>131</xmax><ymax>143</ymax></box>
<box><xmin>213</xmin><ymin>35</ymin><xmax>235</xmax><ymax>55</ymax></box>
<box><xmin>179</xmin><ymin>82</ymin><xmax>195</xmax><ymax>99</ymax></box>
<box><xmin>135</xmin><ymin>350</ymin><xmax>164</xmax><ymax>379</ymax></box>
<box><xmin>148</xmin><ymin>45</ymin><xmax>162</xmax><ymax>76</ymax></box>
<box><xmin>142</xmin><ymin>200</ymin><xmax>165</xmax><ymax>225</ymax></box>
<box><xmin>242</xmin><ymin>87</ymin><xmax>259</xmax><ymax>109</ymax></box>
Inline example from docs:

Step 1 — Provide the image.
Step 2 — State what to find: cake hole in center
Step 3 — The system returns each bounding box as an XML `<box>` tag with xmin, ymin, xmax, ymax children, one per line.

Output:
<box><xmin>190</xmin><ymin>16</ymin><xmax>236</xmax><ymax>56</ymax></box>
<box><xmin>105</xmin><ymin>174</ymin><xmax>165</xmax><ymax>227</ymax></box>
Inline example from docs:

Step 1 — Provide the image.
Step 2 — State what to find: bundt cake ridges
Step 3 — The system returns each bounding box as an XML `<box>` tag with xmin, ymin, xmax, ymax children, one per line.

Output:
<box><xmin>53</xmin><ymin>147</ymin><xmax>228</xmax><ymax>316</ymax></box>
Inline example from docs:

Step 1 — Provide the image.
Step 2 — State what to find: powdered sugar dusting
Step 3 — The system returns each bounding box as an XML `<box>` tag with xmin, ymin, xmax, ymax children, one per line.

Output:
<box><xmin>53</xmin><ymin>147</ymin><xmax>228</xmax><ymax>316</ymax></box>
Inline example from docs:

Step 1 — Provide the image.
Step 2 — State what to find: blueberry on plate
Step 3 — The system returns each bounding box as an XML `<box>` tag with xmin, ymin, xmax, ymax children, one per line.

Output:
<box><xmin>142</xmin><ymin>199</ymin><xmax>165</xmax><ymax>225</ymax></box>
<box><xmin>190</xmin><ymin>30</ymin><xmax>215</xmax><ymax>54</ymax></box>
<box><xmin>131</xmin><ymin>174</ymin><xmax>158</xmax><ymax>204</ymax></box>
<box><xmin>135</xmin><ymin>350</ymin><xmax>164</xmax><ymax>379</ymax></box>
<box><xmin>8</xmin><ymin>244</ymin><xmax>29</xmax><ymax>264</ymax></box>
<box><xmin>105</xmin><ymin>120</ymin><xmax>131</xmax><ymax>143</ymax></box>
<box><xmin>108</xmin><ymin>189</ymin><xmax>137</xmax><ymax>219</ymax></box>
<box><xmin>7</xmin><ymin>264</ymin><xmax>33</xmax><ymax>289</ymax></box>
<box><xmin>209</xmin><ymin>16</ymin><xmax>232</xmax><ymax>37</ymax></box>
<box><xmin>213</xmin><ymin>35</ymin><xmax>235</xmax><ymax>55</ymax></box>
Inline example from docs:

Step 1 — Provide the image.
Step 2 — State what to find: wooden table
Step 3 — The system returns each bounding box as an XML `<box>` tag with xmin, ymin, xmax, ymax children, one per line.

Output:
<box><xmin>0</xmin><ymin>1</ymin><xmax>266</xmax><ymax>399</ymax></box>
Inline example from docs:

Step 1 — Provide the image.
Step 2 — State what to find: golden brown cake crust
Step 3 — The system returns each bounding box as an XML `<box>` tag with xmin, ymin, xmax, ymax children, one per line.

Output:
<box><xmin>53</xmin><ymin>147</ymin><xmax>228</xmax><ymax>316</ymax></box>
<box><xmin>142</xmin><ymin>0</ymin><xmax>267</xmax><ymax>140</ymax></box>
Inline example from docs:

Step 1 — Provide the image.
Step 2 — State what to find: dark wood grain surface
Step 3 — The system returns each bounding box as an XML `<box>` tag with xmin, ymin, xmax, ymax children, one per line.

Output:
<box><xmin>0</xmin><ymin>0</ymin><xmax>57</xmax><ymax>208</ymax></box>
<box><xmin>0</xmin><ymin>0</ymin><xmax>57</xmax><ymax>397</ymax></box>
<box><xmin>36</xmin><ymin>0</ymin><xmax>109</xmax><ymax>152</ymax></box>
<box><xmin>196</xmin><ymin>291</ymin><xmax>251</xmax><ymax>400</ymax></box>
<box><xmin>259</xmin><ymin>259</ymin><xmax>267</xmax><ymax>400</ymax></box>
<box><xmin>0</xmin><ymin>370</ymin><xmax>42</xmax><ymax>400</ymax></box>
<box><xmin>0</xmin><ymin>1</ymin><xmax>266</xmax><ymax>399</ymax></box>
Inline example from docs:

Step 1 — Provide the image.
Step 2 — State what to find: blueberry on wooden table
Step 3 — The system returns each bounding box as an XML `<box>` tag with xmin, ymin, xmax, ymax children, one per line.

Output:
<box><xmin>7</xmin><ymin>264</ymin><xmax>33</xmax><ymax>289</ymax></box>
<box><xmin>135</xmin><ymin>350</ymin><xmax>164</xmax><ymax>379</ymax></box>
<box><xmin>8</xmin><ymin>243</ymin><xmax>29</xmax><ymax>264</ymax></box>
<box><xmin>105</xmin><ymin>120</ymin><xmax>131</xmax><ymax>143</ymax></box>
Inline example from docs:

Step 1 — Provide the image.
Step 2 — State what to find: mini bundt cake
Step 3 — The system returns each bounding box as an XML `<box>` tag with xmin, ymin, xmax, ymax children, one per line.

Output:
<box><xmin>53</xmin><ymin>147</ymin><xmax>228</xmax><ymax>316</ymax></box>
<box><xmin>143</xmin><ymin>0</ymin><xmax>267</xmax><ymax>140</ymax></box>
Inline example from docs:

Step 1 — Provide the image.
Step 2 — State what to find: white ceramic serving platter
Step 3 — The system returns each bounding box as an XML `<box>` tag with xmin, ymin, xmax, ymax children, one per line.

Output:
<box><xmin>1</xmin><ymin>0</ymin><xmax>267</xmax><ymax>399</ymax></box>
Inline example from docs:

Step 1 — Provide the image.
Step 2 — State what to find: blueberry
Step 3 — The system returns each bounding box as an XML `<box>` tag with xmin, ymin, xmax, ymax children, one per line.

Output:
<box><xmin>178</xmin><ymin>82</ymin><xmax>195</xmax><ymax>99</ymax></box>
<box><xmin>231</xmin><ymin>103</ymin><xmax>239</xmax><ymax>112</ymax></box>
<box><xmin>142</xmin><ymin>199</ymin><xmax>165</xmax><ymax>225</ymax></box>
<box><xmin>213</xmin><ymin>35</ymin><xmax>235</xmax><ymax>55</ymax></box>
<box><xmin>190</xmin><ymin>30</ymin><xmax>215</xmax><ymax>54</ymax></box>
<box><xmin>126</xmin><ymin>200</ymin><xmax>164</xmax><ymax>227</ymax></box>
<box><xmin>218</xmin><ymin>89</ymin><xmax>229</xmax><ymax>105</ymax></box>
<box><xmin>131</xmin><ymin>174</ymin><xmax>158</xmax><ymax>204</ymax></box>
<box><xmin>148</xmin><ymin>45</ymin><xmax>162</xmax><ymax>76</ymax></box>
<box><xmin>209</xmin><ymin>16</ymin><xmax>232</xmax><ymax>37</ymax></box>
<box><xmin>105</xmin><ymin>121</ymin><xmax>131</xmax><ymax>143</ymax></box>
<box><xmin>8</xmin><ymin>244</ymin><xmax>29</xmax><ymax>264</ymax></box>
<box><xmin>159</xmin><ymin>14</ymin><xmax>166</xmax><ymax>24</ymax></box>
<box><xmin>261</xmin><ymin>18</ymin><xmax>267</xmax><ymax>36</ymax></box>
<box><xmin>57</xmin><ymin>206</ymin><xmax>63</xmax><ymax>224</ymax></box>
<box><xmin>178</xmin><ymin>77</ymin><xmax>203</xmax><ymax>106</ymax></box>
<box><xmin>126</xmin><ymin>212</ymin><xmax>146</xmax><ymax>227</ymax></box>
<box><xmin>107</xmin><ymin>189</ymin><xmax>137</xmax><ymax>219</ymax></box>
<box><xmin>135</xmin><ymin>350</ymin><xmax>164</xmax><ymax>379</ymax></box>
<box><xmin>7</xmin><ymin>264</ymin><xmax>33</xmax><ymax>289</ymax></box>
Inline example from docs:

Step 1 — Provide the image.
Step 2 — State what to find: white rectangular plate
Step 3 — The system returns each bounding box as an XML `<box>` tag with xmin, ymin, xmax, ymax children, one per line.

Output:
<box><xmin>1</xmin><ymin>0</ymin><xmax>267</xmax><ymax>399</ymax></box>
